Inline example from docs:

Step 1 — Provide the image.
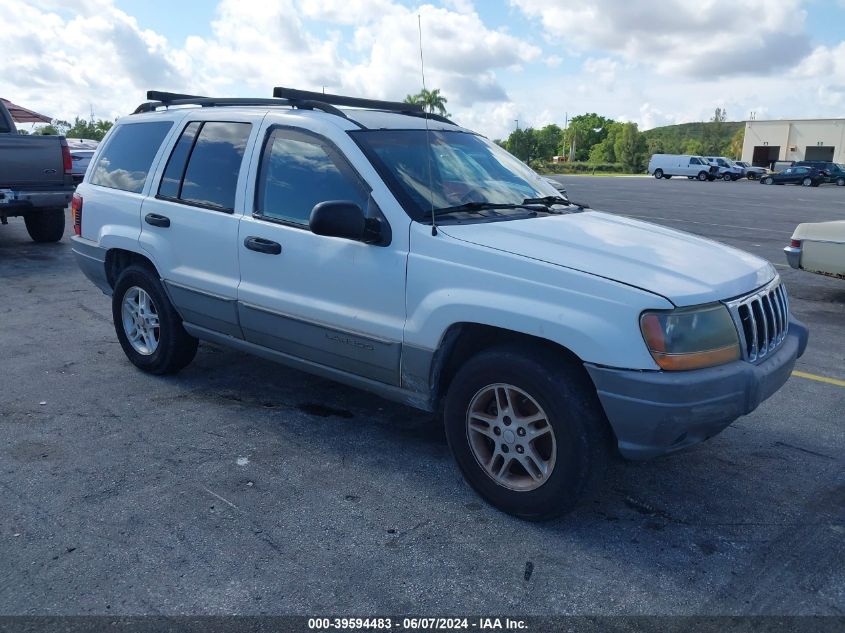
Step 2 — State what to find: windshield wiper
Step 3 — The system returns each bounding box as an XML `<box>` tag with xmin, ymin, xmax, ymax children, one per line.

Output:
<box><xmin>432</xmin><ymin>201</ymin><xmax>538</xmax><ymax>217</ymax></box>
<box><xmin>522</xmin><ymin>195</ymin><xmax>590</xmax><ymax>209</ymax></box>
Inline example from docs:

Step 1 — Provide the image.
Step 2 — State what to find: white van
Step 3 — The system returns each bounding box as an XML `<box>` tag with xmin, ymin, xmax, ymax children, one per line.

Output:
<box><xmin>647</xmin><ymin>154</ymin><xmax>718</xmax><ymax>181</ymax></box>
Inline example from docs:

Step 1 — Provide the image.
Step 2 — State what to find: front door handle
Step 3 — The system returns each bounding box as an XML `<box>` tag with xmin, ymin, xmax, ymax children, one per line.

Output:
<box><xmin>145</xmin><ymin>213</ymin><xmax>170</xmax><ymax>228</ymax></box>
<box><xmin>244</xmin><ymin>236</ymin><xmax>282</xmax><ymax>255</ymax></box>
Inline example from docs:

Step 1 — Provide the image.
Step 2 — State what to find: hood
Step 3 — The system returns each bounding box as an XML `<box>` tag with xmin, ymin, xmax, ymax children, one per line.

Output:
<box><xmin>439</xmin><ymin>211</ymin><xmax>775</xmax><ymax>306</ymax></box>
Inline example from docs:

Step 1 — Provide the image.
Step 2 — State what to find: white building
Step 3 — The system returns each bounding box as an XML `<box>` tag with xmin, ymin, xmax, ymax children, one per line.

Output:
<box><xmin>741</xmin><ymin>119</ymin><xmax>845</xmax><ymax>168</ymax></box>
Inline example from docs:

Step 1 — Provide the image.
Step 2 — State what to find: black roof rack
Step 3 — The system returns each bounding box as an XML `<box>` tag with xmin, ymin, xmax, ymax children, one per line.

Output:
<box><xmin>273</xmin><ymin>87</ymin><xmax>423</xmax><ymax>113</ymax></box>
<box><xmin>133</xmin><ymin>90</ymin><xmax>349</xmax><ymax>119</ymax></box>
<box><xmin>133</xmin><ymin>88</ymin><xmax>456</xmax><ymax>128</ymax></box>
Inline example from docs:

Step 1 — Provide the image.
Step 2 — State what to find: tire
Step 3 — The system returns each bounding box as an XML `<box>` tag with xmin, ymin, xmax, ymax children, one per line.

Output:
<box><xmin>747</xmin><ymin>173</ymin><xmax>756</xmax><ymax>180</ymax></box>
<box><xmin>653</xmin><ymin>169</ymin><xmax>663</xmax><ymax>179</ymax></box>
<box><xmin>664</xmin><ymin>175</ymin><xmax>672</xmax><ymax>179</ymax></box>
<box><xmin>723</xmin><ymin>173</ymin><xmax>732</xmax><ymax>182</ymax></box>
<box><xmin>112</xmin><ymin>265</ymin><xmax>198</xmax><ymax>375</ymax></box>
<box><xmin>443</xmin><ymin>344</ymin><xmax>611</xmax><ymax>521</ymax></box>
<box><xmin>836</xmin><ymin>177</ymin><xmax>845</xmax><ymax>187</ymax></box>
<box><xmin>763</xmin><ymin>177</ymin><xmax>774</xmax><ymax>185</ymax></box>
<box><xmin>24</xmin><ymin>208</ymin><xmax>65</xmax><ymax>243</ymax></box>
<box><xmin>802</xmin><ymin>177</ymin><xmax>812</xmax><ymax>187</ymax></box>
<box><xmin>697</xmin><ymin>171</ymin><xmax>708</xmax><ymax>181</ymax></box>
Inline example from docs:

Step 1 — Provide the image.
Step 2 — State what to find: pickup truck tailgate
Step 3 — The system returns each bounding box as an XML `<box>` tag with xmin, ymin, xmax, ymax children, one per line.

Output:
<box><xmin>0</xmin><ymin>135</ymin><xmax>66</xmax><ymax>188</ymax></box>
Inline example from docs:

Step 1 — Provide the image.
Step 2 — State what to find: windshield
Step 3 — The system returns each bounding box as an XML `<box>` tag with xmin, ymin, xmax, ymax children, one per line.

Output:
<box><xmin>350</xmin><ymin>129</ymin><xmax>560</xmax><ymax>221</ymax></box>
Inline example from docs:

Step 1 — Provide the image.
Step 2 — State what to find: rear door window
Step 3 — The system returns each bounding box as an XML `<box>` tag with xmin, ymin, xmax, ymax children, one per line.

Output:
<box><xmin>157</xmin><ymin>121</ymin><xmax>252</xmax><ymax>212</ymax></box>
<box><xmin>90</xmin><ymin>121</ymin><xmax>173</xmax><ymax>193</ymax></box>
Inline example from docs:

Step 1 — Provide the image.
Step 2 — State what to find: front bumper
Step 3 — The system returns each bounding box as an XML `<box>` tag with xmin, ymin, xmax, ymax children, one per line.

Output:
<box><xmin>585</xmin><ymin>316</ymin><xmax>809</xmax><ymax>460</ymax></box>
<box><xmin>71</xmin><ymin>235</ymin><xmax>112</xmax><ymax>295</ymax></box>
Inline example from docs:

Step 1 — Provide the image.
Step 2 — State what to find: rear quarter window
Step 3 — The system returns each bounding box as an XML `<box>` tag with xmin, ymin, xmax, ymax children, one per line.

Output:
<box><xmin>90</xmin><ymin>121</ymin><xmax>173</xmax><ymax>193</ymax></box>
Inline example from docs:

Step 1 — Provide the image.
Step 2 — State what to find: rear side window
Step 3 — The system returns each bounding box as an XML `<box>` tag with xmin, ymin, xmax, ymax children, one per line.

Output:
<box><xmin>90</xmin><ymin>121</ymin><xmax>173</xmax><ymax>193</ymax></box>
<box><xmin>157</xmin><ymin>121</ymin><xmax>252</xmax><ymax>211</ymax></box>
<box><xmin>255</xmin><ymin>128</ymin><xmax>368</xmax><ymax>225</ymax></box>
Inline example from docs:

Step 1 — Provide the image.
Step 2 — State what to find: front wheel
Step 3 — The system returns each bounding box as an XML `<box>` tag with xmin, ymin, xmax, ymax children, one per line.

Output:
<box><xmin>24</xmin><ymin>208</ymin><xmax>65</xmax><ymax>243</ymax></box>
<box><xmin>836</xmin><ymin>177</ymin><xmax>845</xmax><ymax>186</ymax></box>
<box><xmin>723</xmin><ymin>173</ymin><xmax>732</xmax><ymax>182</ymax></box>
<box><xmin>653</xmin><ymin>169</ymin><xmax>664</xmax><ymax>179</ymax></box>
<box><xmin>697</xmin><ymin>171</ymin><xmax>708</xmax><ymax>181</ymax></box>
<box><xmin>444</xmin><ymin>345</ymin><xmax>610</xmax><ymax>521</ymax></box>
<box><xmin>112</xmin><ymin>265</ymin><xmax>198</xmax><ymax>375</ymax></box>
<box><xmin>802</xmin><ymin>177</ymin><xmax>813</xmax><ymax>187</ymax></box>
<box><xmin>763</xmin><ymin>176</ymin><xmax>774</xmax><ymax>185</ymax></box>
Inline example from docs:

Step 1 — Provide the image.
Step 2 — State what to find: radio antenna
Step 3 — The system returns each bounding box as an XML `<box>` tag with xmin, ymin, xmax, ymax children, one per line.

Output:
<box><xmin>418</xmin><ymin>14</ymin><xmax>437</xmax><ymax>236</ymax></box>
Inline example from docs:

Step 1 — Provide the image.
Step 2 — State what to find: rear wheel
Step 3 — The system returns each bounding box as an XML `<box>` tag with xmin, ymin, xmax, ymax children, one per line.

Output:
<box><xmin>112</xmin><ymin>265</ymin><xmax>198</xmax><ymax>375</ymax></box>
<box><xmin>653</xmin><ymin>169</ymin><xmax>664</xmax><ymax>179</ymax></box>
<box><xmin>444</xmin><ymin>345</ymin><xmax>610</xmax><ymax>521</ymax></box>
<box><xmin>763</xmin><ymin>176</ymin><xmax>774</xmax><ymax>185</ymax></box>
<box><xmin>836</xmin><ymin>177</ymin><xmax>845</xmax><ymax>186</ymax></box>
<box><xmin>24</xmin><ymin>208</ymin><xmax>65</xmax><ymax>243</ymax></box>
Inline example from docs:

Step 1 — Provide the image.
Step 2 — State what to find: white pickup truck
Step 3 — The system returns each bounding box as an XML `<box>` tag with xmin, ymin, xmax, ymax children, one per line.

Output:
<box><xmin>71</xmin><ymin>89</ymin><xmax>808</xmax><ymax>520</ymax></box>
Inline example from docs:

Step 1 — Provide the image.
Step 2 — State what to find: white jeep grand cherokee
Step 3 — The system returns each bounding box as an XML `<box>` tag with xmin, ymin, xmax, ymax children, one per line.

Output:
<box><xmin>71</xmin><ymin>89</ymin><xmax>808</xmax><ymax>520</ymax></box>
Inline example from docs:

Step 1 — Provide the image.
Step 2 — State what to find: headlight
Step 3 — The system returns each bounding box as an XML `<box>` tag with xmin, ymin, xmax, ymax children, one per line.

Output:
<box><xmin>640</xmin><ymin>304</ymin><xmax>740</xmax><ymax>371</ymax></box>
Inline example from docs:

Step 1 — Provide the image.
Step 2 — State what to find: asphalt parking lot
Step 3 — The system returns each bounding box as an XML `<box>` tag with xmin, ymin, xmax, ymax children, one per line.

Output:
<box><xmin>1</xmin><ymin>176</ymin><xmax>843</xmax><ymax>616</ymax></box>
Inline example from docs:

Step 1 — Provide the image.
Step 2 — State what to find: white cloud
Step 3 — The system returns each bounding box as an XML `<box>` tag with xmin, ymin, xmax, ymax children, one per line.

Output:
<box><xmin>510</xmin><ymin>0</ymin><xmax>810</xmax><ymax>78</ymax></box>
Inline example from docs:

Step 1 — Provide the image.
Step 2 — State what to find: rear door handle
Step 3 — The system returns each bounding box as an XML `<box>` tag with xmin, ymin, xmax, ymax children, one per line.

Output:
<box><xmin>244</xmin><ymin>236</ymin><xmax>282</xmax><ymax>255</ymax></box>
<box><xmin>145</xmin><ymin>213</ymin><xmax>170</xmax><ymax>228</ymax></box>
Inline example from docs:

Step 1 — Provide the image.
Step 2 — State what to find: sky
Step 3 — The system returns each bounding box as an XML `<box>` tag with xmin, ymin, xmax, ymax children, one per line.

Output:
<box><xmin>2</xmin><ymin>0</ymin><xmax>845</xmax><ymax>139</ymax></box>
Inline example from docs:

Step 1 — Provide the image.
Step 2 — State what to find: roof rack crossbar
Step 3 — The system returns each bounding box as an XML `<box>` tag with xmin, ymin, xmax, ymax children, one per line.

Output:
<box><xmin>273</xmin><ymin>87</ymin><xmax>423</xmax><ymax>113</ymax></box>
<box><xmin>133</xmin><ymin>91</ymin><xmax>349</xmax><ymax>119</ymax></box>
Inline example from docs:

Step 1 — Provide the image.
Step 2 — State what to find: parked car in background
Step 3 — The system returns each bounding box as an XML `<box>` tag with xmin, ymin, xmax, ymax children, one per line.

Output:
<box><xmin>542</xmin><ymin>176</ymin><xmax>567</xmax><ymax>196</ymax></box>
<box><xmin>772</xmin><ymin>160</ymin><xmax>795</xmax><ymax>173</ymax></box>
<box><xmin>795</xmin><ymin>161</ymin><xmax>845</xmax><ymax>186</ymax></box>
<box><xmin>705</xmin><ymin>157</ymin><xmax>744</xmax><ymax>181</ymax></box>
<box><xmin>784</xmin><ymin>221</ymin><xmax>845</xmax><ymax>280</ymax></box>
<box><xmin>71</xmin><ymin>88</ymin><xmax>807</xmax><ymax>520</ymax></box>
<box><xmin>647</xmin><ymin>154</ymin><xmax>718</xmax><ymax>180</ymax></box>
<box><xmin>0</xmin><ymin>98</ymin><xmax>74</xmax><ymax>241</ymax></box>
<box><xmin>735</xmin><ymin>161</ymin><xmax>768</xmax><ymax>180</ymax></box>
<box><xmin>761</xmin><ymin>165</ymin><xmax>824</xmax><ymax>187</ymax></box>
<box><xmin>67</xmin><ymin>138</ymin><xmax>99</xmax><ymax>186</ymax></box>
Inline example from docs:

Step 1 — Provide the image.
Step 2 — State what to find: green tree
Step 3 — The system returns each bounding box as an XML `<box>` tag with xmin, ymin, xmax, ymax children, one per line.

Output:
<box><xmin>614</xmin><ymin>122</ymin><xmax>646</xmax><ymax>172</ymax></box>
<box><xmin>588</xmin><ymin>121</ymin><xmax>622</xmax><ymax>163</ymax></box>
<box><xmin>728</xmin><ymin>127</ymin><xmax>744</xmax><ymax>159</ymax></box>
<box><xmin>36</xmin><ymin>116</ymin><xmax>114</xmax><ymax>141</ymax></box>
<box><xmin>403</xmin><ymin>88</ymin><xmax>448</xmax><ymax>116</ymax></box>
<box><xmin>563</xmin><ymin>113</ymin><xmax>614</xmax><ymax>161</ymax></box>
<box><xmin>505</xmin><ymin>127</ymin><xmax>537</xmax><ymax>163</ymax></box>
<box><xmin>683</xmin><ymin>138</ymin><xmax>706</xmax><ymax>155</ymax></box>
<box><xmin>702</xmin><ymin>107</ymin><xmax>728</xmax><ymax>155</ymax></box>
<box><xmin>534</xmin><ymin>124</ymin><xmax>563</xmax><ymax>161</ymax></box>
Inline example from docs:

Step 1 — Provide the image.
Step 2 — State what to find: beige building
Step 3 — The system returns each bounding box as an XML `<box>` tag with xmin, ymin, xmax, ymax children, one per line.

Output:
<box><xmin>741</xmin><ymin>118</ymin><xmax>845</xmax><ymax>168</ymax></box>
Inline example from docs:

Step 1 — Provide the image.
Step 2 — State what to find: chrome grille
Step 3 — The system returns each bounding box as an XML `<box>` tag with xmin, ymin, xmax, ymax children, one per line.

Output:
<box><xmin>726</xmin><ymin>278</ymin><xmax>789</xmax><ymax>362</ymax></box>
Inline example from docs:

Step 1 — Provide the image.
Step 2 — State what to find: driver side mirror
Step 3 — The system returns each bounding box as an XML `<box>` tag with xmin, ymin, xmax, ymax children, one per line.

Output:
<box><xmin>309</xmin><ymin>201</ymin><xmax>387</xmax><ymax>245</ymax></box>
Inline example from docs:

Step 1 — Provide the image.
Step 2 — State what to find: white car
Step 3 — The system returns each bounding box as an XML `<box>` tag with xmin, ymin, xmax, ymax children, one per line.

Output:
<box><xmin>647</xmin><ymin>154</ymin><xmax>718</xmax><ymax>181</ymax></box>
<box><xmin>784</xmin><ymin>221</ymin><xmax>845</xmax><ymax>280</ymax></box>
<box><xmin>705</xmin><ymin>157</ymin><xmax>744</xmax><ymax>181</ymax></box>
<box><xmin>71</xmin><ymin>88</ymin><xmax>808</xmax><ymax>520</ymax></box>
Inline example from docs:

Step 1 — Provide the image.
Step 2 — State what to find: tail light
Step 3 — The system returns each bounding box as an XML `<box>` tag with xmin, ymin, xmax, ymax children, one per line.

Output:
<box><xmin>61</xmin><ymin>140</ymin><xmax>72</xmax><ymax>174</ymax></box>
<box><xmin>71</xmin><ymin>193</ymin><xmax>83</xmax><ymax>236</ymax></box>
<box><xmin>790</xmin><ymin>239</ymin><xmax>801</xmax><ymax>248</ymax></box>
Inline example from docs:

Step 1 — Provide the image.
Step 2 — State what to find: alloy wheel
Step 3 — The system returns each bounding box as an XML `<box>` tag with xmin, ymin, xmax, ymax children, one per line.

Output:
<box><xmin>465</xmin><ymin>383</ymin><xmax>557</xmax><ymax>492</ymax></box>
<box><xmin>121</xmin><ymin>286</ymin><xmax>160</xmax><ymax>355</ymax></box>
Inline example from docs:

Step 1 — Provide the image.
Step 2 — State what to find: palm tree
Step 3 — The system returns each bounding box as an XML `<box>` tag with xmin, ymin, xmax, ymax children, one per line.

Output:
<box><xmin>403</xmin><ymin>89</ymin><xmax>448</xmax><ymax>116</ymax></box>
